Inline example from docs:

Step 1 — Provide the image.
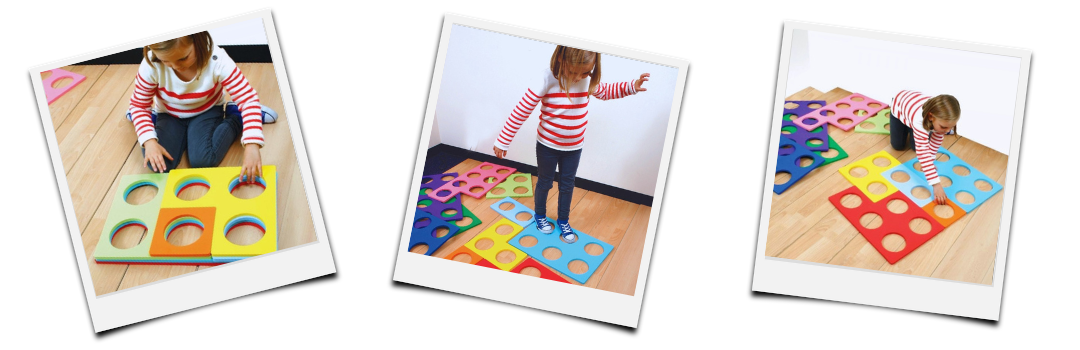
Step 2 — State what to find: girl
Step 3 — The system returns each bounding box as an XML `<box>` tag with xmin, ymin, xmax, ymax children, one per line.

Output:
<box><xmin>493</xmin><ymin>46</ymin><xmax>649</xmax><ymax>244</ymax></box>
<box><xmin>890</xmin><ymin>90</ymin><xmax>960</xmax><ymax>205</ymax></box>
<box><xmin>126</xmin><ymin>31</ymin><xmax>277</xmax><ymax>183</ymax></box>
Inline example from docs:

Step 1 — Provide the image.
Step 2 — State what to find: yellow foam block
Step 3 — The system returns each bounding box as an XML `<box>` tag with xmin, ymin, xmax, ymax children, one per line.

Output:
<box><xmin>161</xmin><ymin>166</ymin><xmax>277</xmax><ymax>257</ymax></box>
<box><xmin>465</xmin><ymin>218</ymin><xmax>527</xmax><ymax>271</ymax></box>
<box><xmin>838</xmin><ymin>150</ymin><xmax>900</xmax><ymax>202</ymax></box>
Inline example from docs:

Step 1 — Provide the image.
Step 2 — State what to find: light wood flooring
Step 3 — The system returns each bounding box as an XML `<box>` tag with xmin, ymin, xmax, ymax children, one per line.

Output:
<box><xmin>43</xmin><ymin>64</ymin><xmax>315</xmax><ymax>296</ymax></box>
<box><xmin>411</xmin><ymin>159</ymin><xmax>651</xmax><ymax>296</ymax></box>
<box><xmin>765</xmin><ymin>87</ymin><xmax>1007</xmax><ymax>285</ymax></box>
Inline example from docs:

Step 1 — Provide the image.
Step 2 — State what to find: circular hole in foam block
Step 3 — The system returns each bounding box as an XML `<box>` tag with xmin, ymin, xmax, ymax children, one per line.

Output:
<box><xmin>519</xmin><ymin>235</ymin><xmax>538</xmax><ymax>248</ymax></box>
<box><xmin>953</xmin><ymin>165</ymin><xmax>971</xmax><ymax>176</ymax></box>
<box><xmin>568</xmin><ymin>259</ymin><xmax>590</xmax><ymax>274</ymax></box>
<box><xmin>974</xmin><ymin>180</ymin><xmax>993</xmax><ymax>192</ymax></box>
<box><xmin>543</xmin><ymin>247</ymin><xmax>562</xmax><ymax>260</ymax></box>
<box><xmin>882</xmin><ymin>234</ymin><xmax>906</xmax><ymax>252</ymax></box>
<box><xmin>956</xmin><ymin>191</ymin><xmax>976</xmax><ymax>205</ymax></box>
<box><xmin>175</xmin><ymin>175</ymin><xmax>210</xmax><ymax>201</ymax></box>
<box><xmin>410</xmin><ymin>243</ymin><xmax>429</xmax><ymax>255</ymax></box>
<box><xmin>495</xmin><ymin>224</ymin><xmax>515</xmax><ymax>235</ymax></box>
<box><xmin>124</xmin><ymin>181</ymin><xmax>159</xmax><ymax>205</ymax></box>
<box><xmin>414</xmin><ymin>217</ymin><xmax>431</xmax><ymax>229</ymax></box>
<box><xmin>887</xmin><ymin>199</ymin><xmax>909</xmax><ymax>214</ymax></box>
<box><xmin>224</xmin><ymin>215</ymin><xmax>266</xmax><ymax>246</ymax></box>
<box><xmin>909</xmin><ymin>218</ymin><xmax>932</xmax><ymax>235</ymax></box>
<box><xmin>229</xmin><ymin>176</ymin><xmax>267</xmax><ymax>200</ymax></box>
<box><xmin>496</xmin><ymin>250</ymin><xmax>517</xmax><ymax>264</ymax></box>
<box><xmin>165</xmin><ymin>216</ymin><xmax>205</xmax><ymax>247</ymax></box>
<box><xmin>515</xmin><ymin>211</ymin><xmax>533</xmax><ymax>222</ymax></box>
<box><xmin>840</xmin><ymin>194</ymin><xmax>862</xmax><ymax>209</ymax></box>
<box><xmin>775</xmin><ymin>172</ymin><xmax>791</xmax><ymax>185</ymax></box>
<box><xmin>860</xmin><ymin>213</ymin><xmax>882</xmax><ymax>229</ymax></box>
<box><xmin>584</xmin><ymin>243</ymin><xmax>604</xmax><ymax>256</ymax></box>
<box><xmin>110</xmin><ymin>219</ymin><xmax>148</xmax><ymax>249</ymax></box>
<box><xmin>433</xmin><ymin>226</ymin><xmax>451</xmax><ymax>238</ymax></box>
<box><xmin>890</xmin><ymin>170</ymin><xmax>910</xmax><ymax>183</ymax></box>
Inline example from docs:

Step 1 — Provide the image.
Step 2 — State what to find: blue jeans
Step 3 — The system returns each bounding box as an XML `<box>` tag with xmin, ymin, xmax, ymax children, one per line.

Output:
<box><xmin>142</xmin><ymin>106</ymin><xmax>241</xmax><ymax>172</ymax></box>
<box><xmin>534</xmin><ymin>142</ymin><xmax>582</xmax><ymax>220</ymax></box>
<box><xmin>890</xmin><ymin>113</ymin><xmax>916</xmax><ymax>151</ymax></box>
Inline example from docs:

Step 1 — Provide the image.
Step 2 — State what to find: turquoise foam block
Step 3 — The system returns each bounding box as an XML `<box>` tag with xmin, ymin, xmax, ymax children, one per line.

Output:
<box><xmin>900</xmin><ymin>148</ymin><xmax>1003</xmax><ymax>212</ymax></box>
<box><xmin>881</xmin><ymin>165</ymin><xmax>934</xmax><ymax>207</ymax></box>
<box><xmin>509</xmin><ymin>218</ymin><xmax>613</xmax><ymax>284</ymax></box>
<box><xmin>490</xmin><ymin>197</ymin><xmax>535</xmax><ymax>227</ymax></box>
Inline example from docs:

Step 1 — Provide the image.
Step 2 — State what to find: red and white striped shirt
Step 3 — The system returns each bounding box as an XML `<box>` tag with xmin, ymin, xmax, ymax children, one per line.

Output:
<box><xmin>893</xmin><ymin>90</ymin><xmax>945</xmax><ymax>186</ymax></box>
<box><xmin>494</xmin><ymin>69</ymin><xmax>638</xmax><ymax>151</ymax></box>
<box><xmin>128</xmin><ymin>45</ymin><xmax>264</xmax><ymax>147</ymax></box>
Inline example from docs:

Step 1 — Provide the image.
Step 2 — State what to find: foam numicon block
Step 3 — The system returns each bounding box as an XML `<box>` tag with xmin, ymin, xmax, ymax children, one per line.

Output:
<box><xmin>42</xmin><ymin>68</ymin><xmax>86</xmax><ymax>104</ymax></box>
<box><xmin>829</xmin><ymin>186</ymin><xmax>945</xmax><ymax>264</ymax></box>
<box><xmin>430</xmin><ymin>162</ymin><xmax>516</xmax><ymax>202</ymax></box>
<box><xmin>510</xmin><ymin>258</ymin><xmax>571</xmax><ymax>284</ymax></box>
<box><xmin>854</xmin><ymin>108</ymin><xmax>892</xmax><ymax>135</ymax></box>
<box><xmin>795</xmin><ymin>93</ymin><xmax>887</xmax><ymax>132</ymax></box>
<box><xmin>900</xmin><ymin>148</ymin><xmax>1002</xmax><ymax>213</ymax></box>
<box><xmin>838</xmin><ymin>150</ymin><xmax>901</xmax><ymax>202</ymax></box>
<box><xmin>486</xmin><ymin>173</ymin><xmax>534</xmax><ymax>199</ymax></box>
<box><xmin>490</xmin><ymin>197</ymin><xmax>536</xmax><ymax>227</ymax></box>
<box><xmin>464</xmin><ymin>218</ymin><xmax>527</xmax><ymax>271</ymax></box>
<box><xmin>775</xmin><ymin>137</ymin><xmax>825</xmax><ymax>194</ymax></box>
<box><xmin>509</xmin><ymin>218</ymin><xmax>613</xmax><ymax>284</ymax></box>
<box><xmin>815</xmin><ymin>137</ymin><xmax>849</xmax><ymax>166</ymax></box>
<box><xmin>784</xmin><ymin>100</ymin><xmax>827</xmax><ymax>118</ymax></box>
<box><xmin>418</xmin><ymin>172</ymin><xmax>464</xmax><ymax>221</ymax></box>
<box><xmin>410</xmin><ymin>210</ymin><xmax>460</xmax><ymax>256</ymax></box>
<box><xmin>93</xmin><ymin>173</ymin><xmax>168</xmax><ymax>262</ymax></box>
<box><xmin>781</xmin><ymin>113</ymin><xmax>830</xmax><ymax>152</ymax></box>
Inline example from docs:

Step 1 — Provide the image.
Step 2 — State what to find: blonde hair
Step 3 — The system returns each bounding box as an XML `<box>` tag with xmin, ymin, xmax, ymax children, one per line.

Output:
<box><xmin>550</xmin><ymin>46</ymin><xmax>601</xmax><ymax>100</ymax></box>
<box><xmin>922</xmin><ymin>94</ymin><xmax>960</xmax><ymax>134</ymax></box>
<box><xmin>143</xmin><ymin>31</ymin><xmax>214</xmax><ymax>74</ymax></box>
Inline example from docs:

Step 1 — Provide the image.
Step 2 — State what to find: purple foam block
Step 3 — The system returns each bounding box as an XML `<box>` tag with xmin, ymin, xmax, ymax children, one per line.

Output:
<box><xmin>418</xmin><ymin>172</ymin><xmax>464</xmax><ymax>221</ymax></box>
<box><xmin>784</xmin><ymin>100</ymin><xmax>827</xmax><ymax>118</ymax></box>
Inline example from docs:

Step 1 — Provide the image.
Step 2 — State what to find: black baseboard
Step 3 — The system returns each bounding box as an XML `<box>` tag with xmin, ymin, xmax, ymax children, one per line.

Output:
<box><xmin>425</xmin><ymin>143</ymin><xmax>653</xmax><ymax>206</ymax></box>
<box><xmin>74</xmin><ymin>45</ymin><xmax>273</xmax><ymax>65</ymax></box>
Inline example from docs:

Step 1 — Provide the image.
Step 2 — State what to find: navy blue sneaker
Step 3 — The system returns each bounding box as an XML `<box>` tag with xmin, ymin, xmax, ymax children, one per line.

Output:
<box><xmin>536</xmin><ymin>217</ymin><xmax>554</xmax><ymax>234</ymax></box>
<box><xmin>558</xmin><ymin>220</ymin><xmax>577</xmax><ymax>244</ymax></box>
<box><xmin>226</xmin><ymin>102</ymin><xmax>278</xmax><ymax>124</ymax></box>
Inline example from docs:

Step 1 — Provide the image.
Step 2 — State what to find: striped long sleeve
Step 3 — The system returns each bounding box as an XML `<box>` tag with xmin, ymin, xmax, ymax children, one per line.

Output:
<box><xmin>893</xmin><ymin>90</ymin><xmax>945</xmax><ymax>185</ymax></box>
<box><xmin>494</xmin><ymin>70</ymin><xmax>638</xmax><ymax>152</ymax></box>
<box><xmin>219</xmin><ymin>66</ymin><xmax>264</xmax><ymax>146</ymax></box>
<box><xmin>129</xmin><ymin>69</ymin><xmax>158</xmax><ymax>146</ymax></box>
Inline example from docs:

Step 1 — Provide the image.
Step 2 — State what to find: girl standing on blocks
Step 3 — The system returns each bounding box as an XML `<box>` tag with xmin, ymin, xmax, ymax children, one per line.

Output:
<box><xmin>493</xmin><ymin>46</ymin><xmax>649</xmax><ymax>244</ymax></box>
<box><xmin>890</xmin><ymin>90</ymin><xmax>960</xmax><ymax>205</ymax></box>
<box><xmin>126</xmin><ymin>31</ymin><xmax>277</xmax><ymax>183</ymax></box>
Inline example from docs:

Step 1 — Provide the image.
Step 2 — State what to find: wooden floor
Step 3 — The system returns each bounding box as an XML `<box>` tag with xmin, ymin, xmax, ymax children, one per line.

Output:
<box><xmin>411</xmin><ymin>158</ymin><xmax>651</xmax><ymax>296</ymax></box>
<box><xmin>44</xmin><ymin>64</ymin><xmax>316</xmax><ymax>296</ymax></box>
<box><xmin>765</xmin><ymin>87</ymin><xmax>1007</xmax><ymax>285</ymax></box>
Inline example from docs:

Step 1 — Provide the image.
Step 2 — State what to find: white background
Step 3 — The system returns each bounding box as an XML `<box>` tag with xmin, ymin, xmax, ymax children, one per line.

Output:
<box><xmin>434</xmin><ymin>24</ymin><xmax>677</xmax><ymax>195</ymax></box>
<box><xmin>787</xmin><ymin>30</ymin><xmax>1021</xmax><ymax>154</ymax></box>
<box><xmin>1</xmin><ymin>0</ymin><xmax>1075</xmax><ymax>347</ymax></box>
<box><xmin>209</xmin><ymin>17</ymin><xmax>268</xmax><ymax>45</ymax></box>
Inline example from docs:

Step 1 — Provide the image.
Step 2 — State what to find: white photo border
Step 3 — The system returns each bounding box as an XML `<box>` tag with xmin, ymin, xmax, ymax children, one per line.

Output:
<box><xmin>752</xmin><ymin>20</ymin><xmax>1031</xmax><ymax>321</ymax></box>
<box><xmin>392</xmin><ymin>13</ymin><xmax>689</xmax><ymax>328</ymax></box>
<box><xmin>29</xmin><ymin>9</ymin><xmax>337</xmax><ymax>332</ymax></box>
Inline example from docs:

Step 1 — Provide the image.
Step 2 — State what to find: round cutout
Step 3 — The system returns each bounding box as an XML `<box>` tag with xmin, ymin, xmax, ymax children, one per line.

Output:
<box><xmin>883</xmin><ymin>123</ymin><xmax>889</xmax><ymax>129</ymax></box>
<box><xmin>860</xmin><ymin>213</ymin><xmax>882</xmax><ymax>229</ymax></box>
<box><xmin>838</xmin><ymin>118</ymin><xmax>854</xmax><ymax>125</ymax></box>
<box><xmin>956</xmin><ymin>191</ymin><xmax>975</xmax><ymax>205</ymax></box>
<box><xmin>165</xmin><ymin>216</ymin><xmax>203</xmax><ymax>247</ymax></box>
<box><xmin>51</xmin><ymin>77</ymin><xmax>73</xmax><ymax>89</ymax></box>
<box><xmin>887</xmin><ymin>199</ymin><xmax>908</xmax><ymax>214</ymax></box>
<box><xmin>937</xmin><ymin>153</ymin><xmax>951</xmax><ymax>162</ymax></box>
<box><xmin>513</xmin><ymin>187</ymin><xmax>529</xmax><ymax>194</ymax></box>
<box><xmin>775</xmin><ymin>172</ymin><xmax>791</xmax><ymax>185</ymax></box>
<box><xmin>781</xmin><ymin>126</ymin><xmax>796</xmax><ymax>135</ymax></box>
<box><xmin>110</xmin><ymin>220</ymin><xmax>148</xmax><ymax>249</ymax></box>
<box><xmin>422</xmin><ymin>188</ymin><xmax>433</xmax><ymax>195</ymax></box>
<box><xmin>410</xmin><ymin>244</ymin><xmax>429</xmax><ymax>255</ymax></box>
<box><xmin>584</xmin><ymin>243</ymin><xmax>604</xmax><ymax>256</ymax></box>
<box><xmin>820</xmin><ymin>149</ymin><xmax>839</xmax><ymax>159</ymax></box>
<box><xmin>851</xmin><ymin>96</ymin><xmax>865</xmax><ymax>102</ymax></box>
<box><xmin>804</xmin><ymin>117</ymin><xmax>819</xmax><ymax>124</ymax></box>
<box><xmin>872</xmin><ymin>157</ymin><xmax>892</xmax><ymax>167</ymax></box>
<box><xmin>495</xmin><ymin>224</ymin><xmax>515</xmax><ymax>235</ymax></box>
<box><xmin>124</xmin><ymin>181</ymin><xmax>158</xmax><ymax>205</ymax></box>
<box><xmin>848</xmin><ymin>166</ymin><xmax>868</xmax><ymax>178</ymax></box>
<box><xmin>909</xmin><ymin>218</ymin><xmax>932</xmax><ymax>235</ymax></box>
<box><xmin>808</xmin><ymin>103</ymin><xmax>823</xmax><ymax>109</ymax></box>
<box><xmin>175</xmin><ymin>176</ymin><xmax>210</xmax><ymax>201</ymax></box>
<box><xmin>467</xmin><ymin>172</ymin><xmax>481</xmax><ymax>178</ymax></box>
<box><xmin>433</xmin><ymin>227</ymin><xmax>451</xmax><ymax>238</ymax></box>
<box><xmin>229</xmin><ymin>176</ymin><xmax>267</xmax><ymax>199</ymax></box>
<box><xmin>853</xmin><ymin>109</ymin><xmax>868</xmax><ymax>117</ymax></box>
<box><xmin>514</xmin><ymin>176</ymin><xmax>528</xmax><ymax>183</ymax></box>
<box><xmin>823</xmin><ymin>110</ymin><xmax>836</xmax><ymax>117</ymax></box>
<box><xmin>913</xmin><ymin>162</ymin><xmax>923</xmax><ymax>172</ymax></box>
<box><xmin>543</xmin><ymin>247</ymin><xmax>562</xmax><ymax>260</ymax></box>
<box><xmin>454</xmin><ymin>216</ymin><xmax>473</xmax><ymax>227</ymax></box>
<box><xmin>882</xmin><ymin>234</ymin><xmax>906</xmax><ymax>252</ymax></box>
<box><xmin>933</xmin><ymin>204</ymin><xmax>954</xmax><ymax>219</ymax></box>
<box><xmin>867</xmin><ymin>182</ymin><xmax>888</xmax><ymax>195</ymax></box>
<box><xmin>515</xmin><ymin>211</ymin><xmax>533</xmax><ymax>222</ymax></box>
<box><xmin>974</xmin><ymin>180</ymin><xmax>993</xmax><ymax>191</ymax></box>
<box><xmin>453</xmin><ymin>181</ymin><xmax>467</xmax><ymax>187</ymax></box>
<box><xmin>225</xmin><ymin>216</ymin><xmax>266</xmax><ymax>246</ymax></box>
<box><xmin>474</xmin><ymin>238</ymin><xmax>494</xmax><ymax>251</ymax></box>
<box><xmin>452</xmin><ymin>253</ymin><xmax>473</xmax><ymax>263</ymax></box>
<box><xmin>840</xmin><ymin>194</ymin><xmax>862</xmax><ymax>208</ymax></box>
<box><xmin>499</xmin><ymin>202</ymin><xmax>515</xmax><ymax>210</ymax></box>
<box><xmin>953</xmin><ymin>165</ymin><xmax>971</xmax><ymax>176</ymax></box>
<box><xmin>519</xmin><ymin>267</ymin><xmax>542</xmax><ymax>277</ymax></box>
<box><xmin>859</xmin><ymin>121</ymin><xmax>876</xmax><ymax>129</ymax></box>
<box><xmin>911</xmin><ymin>186</ymin><xmax>931</xmax><ymax>200</ymax></box>
<box><xmin>519</xmin><ymin>235</ymin><xmax>538</xmax><ymax>248</ymax></box>
<box><xmin>441</xmin><ymin>175</ymin><xmax>455</xmax><ymax>181</ymax></box>
<box><xmin>939</xmin><ymin>176</ymin><xmax>953</xmax><ymax>188</ymax></box>
<box><xmin>496</xmin><ymin>169</ymin><xmax>510</xmax><ymax>175</ymax></box>
<box><xmin>490</xmin><ymin>188</ymin><xmax>506</xmax><ymax>195</ymax></box>
<box><xmin>481</xmin><ymin>165</ymin><xmax>493</xmax><ymax>170</ymax></box>
<box><xmin>568</xmin><ymin>260</ymin><xmax>590</xmax><ymax>274</ymax></box>
<box><xmin>868</xmin><ymin>102</ymin><xmax>882</xmax><ymax>109</ymax></box>
<box><xmin>890</xmin><ymin>170</ymin><xmax>910</xmax><ymax>183</ymax></box>
<box><xmin>414</xmin><ymin>217</ymin><xmax>431</xmax><ymax>229</ymax></box>
<box><xmin>836</xmin><ymin>103</ymin><xmax>851</xmax><ymax>109</ymax></box>
<box><xmin>807</xmin><ymin>139</ymin><xmax>824</xmax><ymax>147</ymax></box>
<box><xmin>784</xmin><ymin>114</ymin><xmax>797</xmax><ymax>122</ymax></box>
<box><xmin>496</xmin><ymin>250</ymin><xmax>517</xmax><ymax>264</ymax></box>
<box><xmin>469</xmin><ymin>186</ymin><xmax>484</xmax><ymax>194</ymax></box>
<box><xmin>798</xmin><ymin>156</ymin><xmax>815</xmax><ymax>168</ymax></box>
<box><xmin>779</xmin><ymin>145</ymin><xmax>795</xmax><ymax>156</ymax></box>
<box><xmin>436</xmin><ymin>190</ymin><xmax>452</xmax><ymax>197</ymax></box>
<box><xmin>784</xmin><ymin>102</ymin><xmax>799</xmax><ymax>109</ymax></box>
<box><xmin>417</xmin><ymin>199</ymin><xmax>430</xmax><ymax>208</ymax></box>
<box><xmin>441</xmin><ymin>209</ymin><xmax>458</xmax><ymax>217</ymax></box>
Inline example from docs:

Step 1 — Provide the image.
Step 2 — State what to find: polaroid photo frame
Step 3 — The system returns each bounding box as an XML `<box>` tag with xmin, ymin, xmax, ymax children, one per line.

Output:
<box><xmin>392</xmin><ymin>14</ymin><xmax>688</xmax><ymax>327</ymax></box>
<box><xmin>30</xmin><ymin>9</ymin><xmax>335</xmax><ymax>332</ymax></box>
<box><xmin>753</xmin><ymin>20</ymin><xmax>1030</xmax><ymax>320</ymax></box>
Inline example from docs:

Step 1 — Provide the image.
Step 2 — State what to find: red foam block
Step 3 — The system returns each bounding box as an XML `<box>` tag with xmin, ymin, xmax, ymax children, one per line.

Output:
<box><xmin>829</xmin><ymin>186</ymin><xmax>945</xmax><ymax>264</ymax></box>
<box><xmin>510</xmin><ymin>258</ymin><xmax>570</xmax><ymax>284</ymax></box>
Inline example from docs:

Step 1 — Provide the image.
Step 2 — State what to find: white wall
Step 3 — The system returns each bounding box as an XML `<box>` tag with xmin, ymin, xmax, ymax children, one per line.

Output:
<box><xmin>786</xmin><ymin>30</ymin><xmax>1021</xmax><ymax>155</ymax></box>
<box><xmin>207</xmin><ymin>17</ymin><xmax>268</xmax><ymax>45</ymax></box>
<box><xmin>433</xmin><ymin>25</ymin><xmax>678</xmax><ymax>196</ymax></box>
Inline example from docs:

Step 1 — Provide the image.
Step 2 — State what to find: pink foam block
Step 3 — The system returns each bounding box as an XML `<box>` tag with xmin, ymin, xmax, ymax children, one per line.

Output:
<box><xmin>794</xmin><ymin>93</ymin><xmax>887</xmax><ymax>132</ymax></box>
<box><xmin>429</xmin><ymin>162</ymin><xmax>517</xmax><ymax>202</ymax></box>
<box><xmin>42</xmin><ymin>68</ymin><xmax>87</xmax><ymax>104</ymax></box>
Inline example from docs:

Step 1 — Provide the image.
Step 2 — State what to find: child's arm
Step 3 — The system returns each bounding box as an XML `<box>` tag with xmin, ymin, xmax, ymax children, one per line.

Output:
<box><xmin>592</xmin><ymin>73</ymin><xmax>649</xmax><ymax>100</ymax></box>
<box><xmin>493</xmin><ymin>88</ymin><xmax>542</xmax><ymax>154</ymax></box>
<box><xmin>129</xmin><ymin>62</ymin><xmax>173</xmax><ymax>173</ymax></box>
<box><xmin>216</xmin><ymin>54</ymin><xmax>264</xmax><ymax>182</ymax></box>
<box><xmin>914</xmin><ymin>132</ymin><xmax>947</xmax><ymax>203</ymax></box>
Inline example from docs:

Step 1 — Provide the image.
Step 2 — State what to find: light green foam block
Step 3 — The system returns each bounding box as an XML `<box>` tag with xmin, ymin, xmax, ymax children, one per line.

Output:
<box><xmin>486</xmin><ymin>173</ymin><xmax>533</xmax><ymax>199</ymax></box>
<box><xmin>93</xmin><ymin>173</ymin><xmax>169</xmax><ymax>261</ymax></box>
<box><xmin>854</xmin><ymin>108</ymin><xmax>891</xmax><ymax>135</ymax></box>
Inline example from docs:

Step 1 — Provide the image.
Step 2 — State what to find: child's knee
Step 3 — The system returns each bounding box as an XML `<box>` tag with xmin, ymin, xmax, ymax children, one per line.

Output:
<box><xmin>188</xmin><ymin>154</ymin><xmax>217</xmax><ymax>168</ymax></box>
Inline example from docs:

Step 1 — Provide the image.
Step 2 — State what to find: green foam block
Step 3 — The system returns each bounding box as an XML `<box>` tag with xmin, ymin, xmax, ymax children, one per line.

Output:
<box><xmin>854</xmin><ymin>108</ymin><xmax>891</xmax><ymax>135</ymax></box>
<box><xmin>93</xmin><ymin>174</ymin><xmax>169</xmax><ymax>262</ymax></box>
<box><xmin>450</xmin><ymin>205</ymin><xmax>482</xmax><ymax>233</ymax></box>
<box><xmin>486</xmin><ymin>173</ymin><xmax>533</xmax><ymax>199</ymax></box>
<box><xmin>815</xmin><ymin>137</ymin><xmax>849</xmax><ymax>166</ymax></box>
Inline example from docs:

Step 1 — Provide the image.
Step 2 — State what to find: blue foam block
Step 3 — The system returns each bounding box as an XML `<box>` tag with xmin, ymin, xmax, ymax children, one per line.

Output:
<box><xmin>881</xmin><ymin>165</ymin><xmax>934</xmax><ymax>207</ymax></box>
<box><xmin>409</xmin><ymin>210</ymin><xmax>460</xmax><ymax>256</ymax></box>
<box><xmin>775</xmin><ymin>137</ymin><xmax>825</xmax><ymax>194</ymax></box>
<box><xmin>490</xmin><ymin>197</ymin><xmax>535</xmax><ymax>227</ymax></box>
<box><xmin>509</xmin><ymin>218</ymin><xmax>613</xmax><ymax>284</ymax></box>
<box><xmin>900</xmin><ymin>148</ymin><xmax>1002</xmax><ymax>212</ymax></box>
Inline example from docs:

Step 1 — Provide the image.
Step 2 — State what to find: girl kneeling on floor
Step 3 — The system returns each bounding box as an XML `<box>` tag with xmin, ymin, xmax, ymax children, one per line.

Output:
<box><xmin>890</xmin><ymin>90</ymin><xmax>960</xmax><ymax>205</ymax></box>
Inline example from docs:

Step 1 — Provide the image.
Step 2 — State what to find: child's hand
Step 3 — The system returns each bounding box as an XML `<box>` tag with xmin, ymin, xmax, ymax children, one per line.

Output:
<box><xmin>241</xmin><ymin>143</ymin><xmax>263</xmax><ymax>183</ymax></box>
<box><xmin>143</xmin><ymin>139</ymin><xmax>173</xmax><ymax>173</ymax></box>
<box><xmin>634</xmin><ymin>73</ymin><xmax>650</xmax><ymax>92</ymax></box>
<box><xmin>493</xmin><ymin>146</ymin><xmax>506</xmax><ymax>159</ymax></box>
<box><xmin>933</xmin><ymin>183</ymin><xmax>947</xmax><ymax>205</ymax></box>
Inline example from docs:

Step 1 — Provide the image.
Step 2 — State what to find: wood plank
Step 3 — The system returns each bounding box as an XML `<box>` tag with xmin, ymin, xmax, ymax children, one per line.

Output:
<box><xmin>980</xmin><ymin>262</ymin><xmax>995</xmax><ymax>285</ymax></box>
<box><xmin>596</xmin><ymin>205</ymin><xmax>651</xmax><ymax>295</ymax></box>
<box><xmin>44</xmin><ymin>65</ymin><xmax>108</xmax><ymax>128</ymax></box>
<box><xmin>930</xmin><ymin>157</ymin><xmax>1008</xmax><ymax>283</ymax></box>
<box><xmin>56</xmin><ymin>65</ymin><xmax>139</xmax><ymax>170</ymax></box>
<box><xmin>581</xmin><ymin>197</ymin><xmax>639</xmax><ymax>289</ymax></box>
